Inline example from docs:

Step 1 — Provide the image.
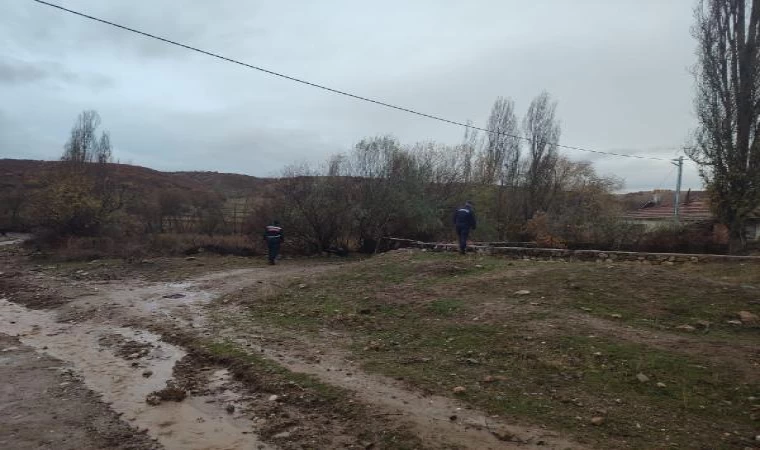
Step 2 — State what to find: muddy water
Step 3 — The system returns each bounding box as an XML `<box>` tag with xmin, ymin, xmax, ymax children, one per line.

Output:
<box><xmin>0</xmin><ymin>233</ymin><xmax>31</xmax><ymax>247</ymax></box>
<box><xmin>0</xmin><ymin>298</ymin><xmax>270</xmax><ymax>450</ymax></box>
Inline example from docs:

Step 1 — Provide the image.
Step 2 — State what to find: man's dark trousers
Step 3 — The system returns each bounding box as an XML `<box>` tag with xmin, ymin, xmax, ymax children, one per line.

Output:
<box><xmin>456</xmin><ymin>226</ymin><xmax>470</xmax><ymax>254</ymax></box>
<box><xmin>267</xmin><ymin>238</ymin><xmax>281</xmax><ymax>264</ymax></box>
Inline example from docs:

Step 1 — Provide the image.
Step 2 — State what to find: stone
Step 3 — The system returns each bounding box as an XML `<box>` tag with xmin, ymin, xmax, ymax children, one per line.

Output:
<box><xmin>727</xmin><ymin>320</ymin><xmax>743</xmax><ymax>326</ymax></box>
<box><xmin>483</xmin><ymin>375</ymin><xmax>508</xmax><ymax>383</ymax></box>
<box><xmin>298</xmin><ymin>284</ymin><xmax>307</xmax><ymax>289</ymax></box>
<box><xmin>738</xmin><ymin>311</ymin><xmax>759</xmax><ymax>325</ymax></box>
<box><xmin>145</xmin><ymin>393</ymin><xmax>161</xmax><ymax>406</ymax></box>
<box><xmin>610</xmin><ymin>313</ymin><xmax>623</xmax><ymax>319</ymax></box>
<box><xmin>226</xmin><ymin>404</ymin><xmax>235</xmax><ymax>414</ymax></box>
<box><xmin>453</xmin><ymin>386</ymin><xmax>467</xmax><ymax>394</ymax></box>
<box><xmin>273</xmin><ymin>431</ymin><xmax>292</xmax><ymax>439</ymax></box>
<box><xmin>695</xmin><ymin>320</ymin><xmax>711</xmax><ymax>329</ymax></box>
<box><xmin>185</xmin><ymin>256</ymin><xmax>197</xmax><ymax>261</ymax></box>
<box><xmin>590</xmin><ymin>416</ymin><xmax>605</xmax><ymax>426</ymax></box>
<box><xmin>656</xmin><ymin>382</ymin><xmax>667</xmax><ymax>388</ymax></box>
<box><xmin>675</xmin><ymin>325</ymin><xmax>696</xmax><ymax>332</ymax></box>
<box><xmin>514</xmin><ymin>290</ymin><xmax>531</xmax><ymax>296</ymax></box>
<box><xmin>268</xmin><ymin>395</ymin><xmax>280</xmax><ymax>402</ymax></box>
<box><xmin>142</xmin><ymin>370</ymin><xmax>153</xmax><ymax>378</ymax></box>
<box><xmin>636</xmin><ymin>373</ymin><xmax>649</xmax><ymax>383</ymax></box>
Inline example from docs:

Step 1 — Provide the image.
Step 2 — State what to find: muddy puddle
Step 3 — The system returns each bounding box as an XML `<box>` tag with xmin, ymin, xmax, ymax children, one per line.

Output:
<box><xmin>0</xmin><ymin>298</ymin><xmax>270</xmax><ymax>450</ymax></box>
<box><xmin>0</xmin><ymin>233</ymin><xmax>31</xmax><ymax>247</ymax></box>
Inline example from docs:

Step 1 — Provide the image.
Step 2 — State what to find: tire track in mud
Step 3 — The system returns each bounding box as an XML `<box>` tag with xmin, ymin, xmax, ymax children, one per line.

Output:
<box><xmin>0</xmin><ymin>298</ymin><xmax>270</xmax><ymax>450</ymax></box>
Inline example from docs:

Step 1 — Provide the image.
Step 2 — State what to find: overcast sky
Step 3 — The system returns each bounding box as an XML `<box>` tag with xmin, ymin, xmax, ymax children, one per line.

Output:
<box><xmin>1</xmin><ymin>0</ymin><xmax>701</xmax><ymax>191</ymax></box>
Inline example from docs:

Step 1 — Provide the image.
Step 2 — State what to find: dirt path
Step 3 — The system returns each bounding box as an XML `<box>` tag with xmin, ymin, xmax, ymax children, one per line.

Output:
<box><xmin>215</xmin><ymin>315</ymin><xmax>575</xmax><ymax>449</ymax></box>
<box><xmin>0</xmin><ymin>298</ymin><xmax>270</xmax><ymax>450</ymax></box>
<box><xmin>0</xmin><ymin>259</ymin><xmax>582</xmax><ymax>449</ymax></box>
<box><xmin>0</xmin><ymin>333</ymin><xmax>159</xmax><ymax>450</ymax></box>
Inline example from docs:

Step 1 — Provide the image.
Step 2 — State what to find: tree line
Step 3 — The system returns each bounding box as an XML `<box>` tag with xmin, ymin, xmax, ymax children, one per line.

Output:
<box><xmin>3</xmin><ymin>96</ymin><xmax>631</xmax><ymax>256</ymax></box>
<box><xmin>253</xmin><ymin>92</ymin><xmax>626</xmax><ymax>253</ymax></box>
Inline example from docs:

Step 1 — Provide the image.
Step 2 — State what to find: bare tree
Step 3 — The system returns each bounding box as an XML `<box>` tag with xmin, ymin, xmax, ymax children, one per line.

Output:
<box><xmin>96</xmin><ymin>132</ymin><xmax>112</xmax><ymax>164</ymax></box>
<box><xmin>689</xmin><ymin>0</ymin><xmax>760</xmax><ymax>252</ymax></box>
<box><xmin>485</xmin><ymin>98</ymin><xmax>522</xmax><ymax>238</ymax></box>
<box><xmin>348</xmin><ymin>136</ymin><xmax>404</xmax><ymax>252</ymax></box>
<box><xmin>478</xmin><ymin>97</ymin><xmax>521</xmax><ymax>185</ymax></box>
<box><xmin>459</xmin><ymin>121</ymin><xmax>481</xmax><ymax>184</ymax></box>
<box><xmin>523</xmin><ymin>91</ymin><xmax>561</xmax><ymax>220</ymax></box>
<box><xmin>279</xmin><ymin>163</ymin><xmax>350</xmax><ymax>252</ymax></box>
<box><xmin>62</xmin><ymin>110</ymin><xmax>112</xmax><ymax>165</ymax></box>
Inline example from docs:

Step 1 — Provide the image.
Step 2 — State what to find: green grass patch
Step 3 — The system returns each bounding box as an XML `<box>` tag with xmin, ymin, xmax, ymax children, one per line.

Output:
<box><xmin>428</xmin><ymin>298</ymin><xmax>465</xmax><ymax>316</ymax></box>
<box><xmin>228</xmin><ymin>253</ymin><xmax>760</xmax><ymax>449</ymax></box>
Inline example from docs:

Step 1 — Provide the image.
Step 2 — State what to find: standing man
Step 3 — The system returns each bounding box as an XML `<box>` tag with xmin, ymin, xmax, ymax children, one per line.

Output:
<box><xmin>453</xmin><ymin>201</ymin><xmax>476</xmax><ymax>255</ymax></box>
<box><xmin>263</xmin><ymin>221</ymin><xmax>284</xmax><ymax>265</ymax></box>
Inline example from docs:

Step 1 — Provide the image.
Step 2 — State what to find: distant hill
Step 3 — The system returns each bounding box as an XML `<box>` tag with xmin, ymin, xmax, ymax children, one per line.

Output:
<box><xmin>0</xmin><ymin>159</ymin><xmax>278</xmax><ymax>200</ymax></box>
<box><xmin>170</xmin><ymin>171</ymin><xmax>275</xmax><ymax>198</ymax></box>
<box><xmin>0</xmin><ymin>159</ymin><xmax>286</xmax><ymax>233</ymax></box>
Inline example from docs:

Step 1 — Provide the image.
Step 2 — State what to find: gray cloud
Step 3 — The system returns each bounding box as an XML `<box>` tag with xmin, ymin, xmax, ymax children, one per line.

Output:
<box><xmin>0</xmin><ymin>0</ymin><xmax>703</xmax><ymax>191</ymax></box>
<box><xmin>0</xmin><ymin>58</ymin><xmax>113</xmax><ymax>90</ymax></box>
<box><xmin>0</xmin><ymin>59</ymin><xmax>53</xmax><ymax>84</ymax></box>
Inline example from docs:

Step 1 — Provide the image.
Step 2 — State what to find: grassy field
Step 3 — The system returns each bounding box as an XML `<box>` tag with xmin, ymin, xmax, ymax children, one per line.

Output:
<box><xmin>229</xmin><ymin>250</ymin><xmax>760</xmax><ymax>449</ymax></box>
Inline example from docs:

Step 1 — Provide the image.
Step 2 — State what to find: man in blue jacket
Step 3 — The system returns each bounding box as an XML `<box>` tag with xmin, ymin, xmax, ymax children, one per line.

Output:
<box><xmin>263</xmin><ymin>221</ymin><xmax>284</xmax><ymax>265</ymax></box>
<box><xmin>453</xmin><ymin>201</ymin><xmax>476</xmax><ymax>255</ymax></box>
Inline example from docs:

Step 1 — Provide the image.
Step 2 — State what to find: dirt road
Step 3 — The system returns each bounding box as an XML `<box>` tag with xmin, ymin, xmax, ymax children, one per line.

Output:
<box><xmin>0</xmin><ymin>333</ymin><xmax>159</xmax><ymax>450</ymax></box>
<box><xmin>0</xmin><ymin>254</ymin><xmax>579</xmax><ymax>449</ymax></box>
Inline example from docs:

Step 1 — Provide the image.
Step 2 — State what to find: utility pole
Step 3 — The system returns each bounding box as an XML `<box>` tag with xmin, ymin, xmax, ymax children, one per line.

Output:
<box><xmin>672</xmin><ymin>156</ymin><xmax>684</xmax><ymax>223</ymax></box>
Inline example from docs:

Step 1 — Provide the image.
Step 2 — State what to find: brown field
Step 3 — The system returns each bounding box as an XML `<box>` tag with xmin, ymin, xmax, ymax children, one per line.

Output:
<box><xmin>1</xmin><ymin>243</ymin><xmax>759</xmax><ymax>449</ymax></box>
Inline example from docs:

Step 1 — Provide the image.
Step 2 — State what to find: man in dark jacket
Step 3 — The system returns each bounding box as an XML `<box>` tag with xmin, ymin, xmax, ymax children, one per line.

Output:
<box><xmin>263</xmin><ymin>221</ymin><xmax>284</xmax><ymax>265</ymax></box>
<box><xmin>453</xmin><ymin>201</ymin><xmax>476</xmax><ymax>254</ymax></box>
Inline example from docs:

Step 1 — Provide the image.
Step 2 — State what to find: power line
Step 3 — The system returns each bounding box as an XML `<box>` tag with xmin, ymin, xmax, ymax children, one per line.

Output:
<box><xmin>32</xmin><ymin>0</ymin><xmax>671</xmax><ymax>162</ymax></box>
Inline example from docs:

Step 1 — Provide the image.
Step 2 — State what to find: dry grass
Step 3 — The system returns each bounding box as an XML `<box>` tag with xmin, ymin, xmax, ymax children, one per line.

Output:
<box><xmin>27</xmin><ymin>233</ymin><xmax>263</xmax><ymax>261</ymax></box>
<box><xmin>229</xmin><ymin>251</ymin><xmax>760</xmax><ymax>449</ymax></box>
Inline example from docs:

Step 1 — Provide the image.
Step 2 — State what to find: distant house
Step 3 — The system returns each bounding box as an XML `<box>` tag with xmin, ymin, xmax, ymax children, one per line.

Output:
<box><xmin>622</xmin><ymin>191</ymin><xmax>760</xmax><ymax>241</ymax></box>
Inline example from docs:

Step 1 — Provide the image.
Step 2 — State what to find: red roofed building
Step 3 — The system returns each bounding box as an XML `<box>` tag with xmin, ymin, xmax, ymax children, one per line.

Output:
<box><xmin>623</xmin><ymin>191</ymin><xmax>760</xmax><ymax>241</ymax></box>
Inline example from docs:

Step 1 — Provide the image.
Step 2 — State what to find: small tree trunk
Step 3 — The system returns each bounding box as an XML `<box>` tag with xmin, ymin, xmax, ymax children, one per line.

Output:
<box><xmin>729</xmin><ymin>221</ymin><xmax>746</xmax><ymax>254</ymax></box>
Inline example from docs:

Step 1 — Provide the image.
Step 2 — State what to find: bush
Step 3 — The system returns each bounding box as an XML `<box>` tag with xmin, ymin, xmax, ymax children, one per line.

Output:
<box><xmin>28</xmin><ymin>232</ymin><xmax>262</xmax><ymax>261</ymax></box>
<box><xmin>148</xmin><ymin>233</ymin><xmax>261</xmax><ymax>257</ymax></box>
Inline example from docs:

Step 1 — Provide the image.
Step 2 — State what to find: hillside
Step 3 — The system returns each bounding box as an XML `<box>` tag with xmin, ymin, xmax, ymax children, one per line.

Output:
<box><xmin>0</xmin><ymin>159</ymin><xmax>276</xmax><ymax>199</ymax></box>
